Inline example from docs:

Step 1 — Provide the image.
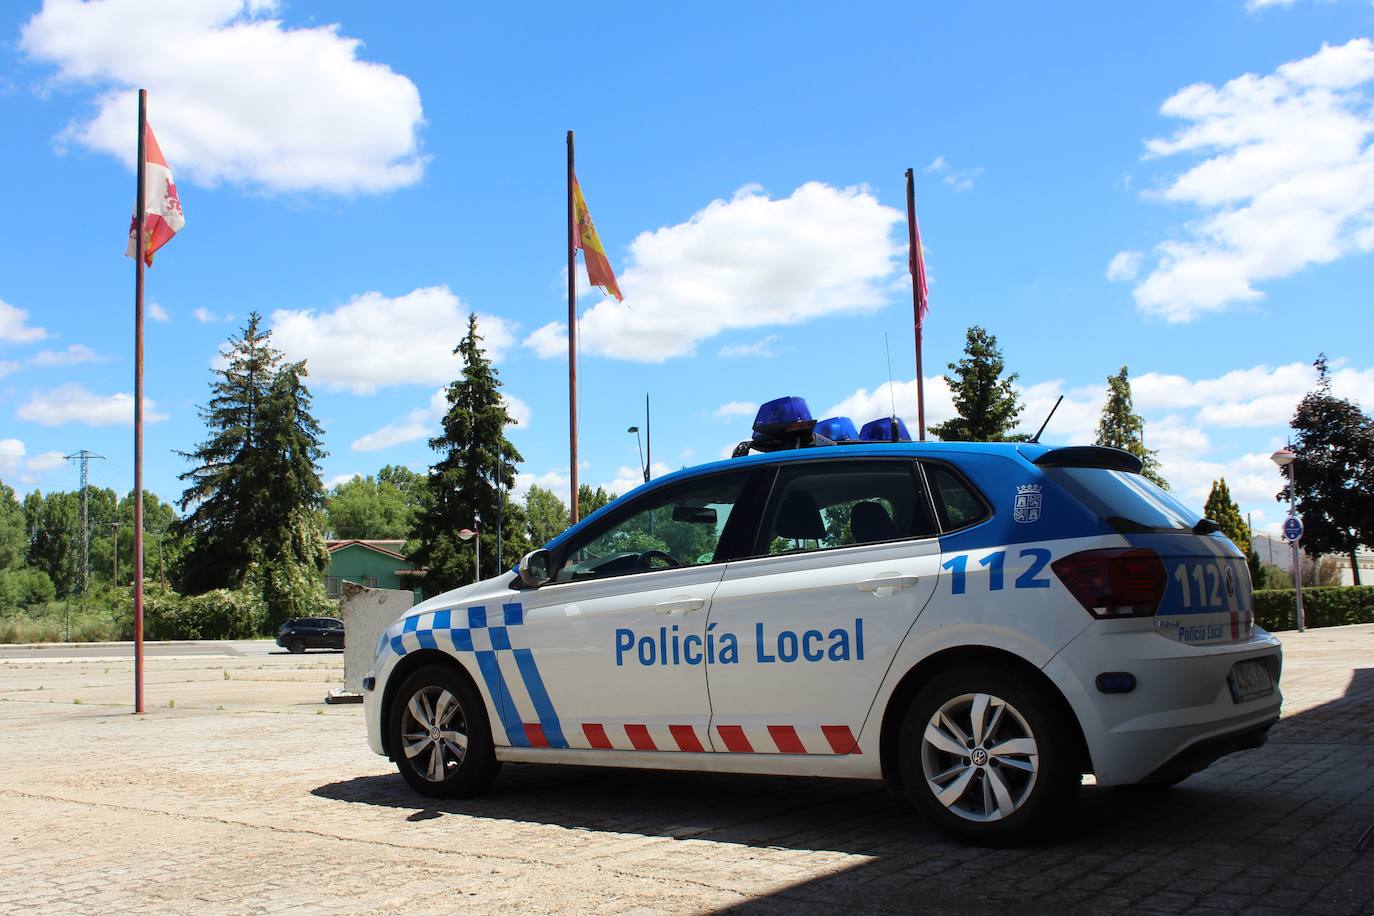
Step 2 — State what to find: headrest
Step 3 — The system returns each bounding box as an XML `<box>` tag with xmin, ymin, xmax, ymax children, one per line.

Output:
<box><xmin>774</xmin><ymin>489</ymin><xmax>825</xmax><ymax>540</ymax></box>
<box><xmin>850</xmin><ymin>501</ymin><xmax>897</xmax><ymax>544</ymax></box>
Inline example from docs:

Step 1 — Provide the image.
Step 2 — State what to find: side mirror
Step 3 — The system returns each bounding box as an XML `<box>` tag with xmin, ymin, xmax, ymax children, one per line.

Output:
<box><xmin>518</xmin><ymin>548</ymin><xmax>553</xmax><ymax>588</ymax></box>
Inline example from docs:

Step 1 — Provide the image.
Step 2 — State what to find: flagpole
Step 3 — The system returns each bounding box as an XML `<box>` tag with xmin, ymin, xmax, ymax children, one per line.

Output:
<box><xmin>905</xmin><ymin>168</ymin><xmax>926</xmax><ymax>442</ymax></box>
<box><xmin>133</xmin><ymin>89</ymin><xmax>147</xmax><ymax>715</ymax></box>
<box><xmin>567</xmin><ymin>130</ymin><xmax>579</xmax><ymax>524</ymax></box>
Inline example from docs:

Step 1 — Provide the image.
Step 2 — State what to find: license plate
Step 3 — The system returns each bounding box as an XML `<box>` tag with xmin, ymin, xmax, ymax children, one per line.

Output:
<box><xmin>1228</xmin><ymin>659</ymin><xmax>1275</xmax><ymax>703</ymax></box>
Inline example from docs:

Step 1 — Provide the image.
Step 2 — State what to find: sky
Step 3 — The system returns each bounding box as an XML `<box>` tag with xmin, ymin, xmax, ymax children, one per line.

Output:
<box><xmin>2</xmin><ymin>0</ymin><xmax>1372</xmax><ymax>537</ymax></box>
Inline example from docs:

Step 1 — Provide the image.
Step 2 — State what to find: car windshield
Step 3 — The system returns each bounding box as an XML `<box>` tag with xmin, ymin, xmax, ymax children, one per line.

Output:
<box><xmin>1045</xmin><ymin>467</ymin><xmax>1203</xmax><ymax>533</ymax></box>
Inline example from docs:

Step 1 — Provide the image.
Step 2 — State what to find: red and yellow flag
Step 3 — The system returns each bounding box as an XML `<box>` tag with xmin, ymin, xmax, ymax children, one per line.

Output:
<box><xmin>572</xmin><ymin>174</ymin><xmax>623</xmax><ymax>301</ymax></box>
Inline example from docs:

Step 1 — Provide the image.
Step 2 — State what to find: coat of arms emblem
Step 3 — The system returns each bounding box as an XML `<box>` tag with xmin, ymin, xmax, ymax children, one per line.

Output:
<box><xmin>1013</xmin><ymin>484</ymin><xmax>1042</xmax><ymax>524</ymax></box>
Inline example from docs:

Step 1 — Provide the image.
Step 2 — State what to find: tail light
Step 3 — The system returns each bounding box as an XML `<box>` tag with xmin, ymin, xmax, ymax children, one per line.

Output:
<box><xmin>1051</xmin><ymin>548</ymin><xmax>1167</xmax><ymax>619</ymax></box>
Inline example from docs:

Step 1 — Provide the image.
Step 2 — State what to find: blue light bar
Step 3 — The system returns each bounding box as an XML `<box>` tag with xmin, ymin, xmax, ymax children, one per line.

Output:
<box><xmin>859</xmin><ymin>416</ymin><xmax>912</xmax><ymax>442</ymax></box>
<box><xmin>815</xmin><ymin>416</ymin><xmax>859</xmax><ymax>442</ymax></box>
<box><xmin>753</xmin><ymin>396</ymin><xmax>814</xmax><ymax>436</ymax></box>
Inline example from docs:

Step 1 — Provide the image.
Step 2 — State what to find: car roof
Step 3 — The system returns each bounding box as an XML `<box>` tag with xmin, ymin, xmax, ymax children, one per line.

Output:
<box><xmin>544</xmin><ymin>440</ymin><xmax>1057</xmax><ymax>552</ymax></box>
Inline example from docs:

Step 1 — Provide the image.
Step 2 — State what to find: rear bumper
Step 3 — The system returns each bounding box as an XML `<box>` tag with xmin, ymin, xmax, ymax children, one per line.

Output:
<box><xmin>1043</xmin><ymin>622</ymin><xmax>1283</xmax><ymax>785</ymax></box>
<box><xmin>1144</xmin><ymin>716</ymin><xmax>1278</xmax><ymax>785</ymax></box>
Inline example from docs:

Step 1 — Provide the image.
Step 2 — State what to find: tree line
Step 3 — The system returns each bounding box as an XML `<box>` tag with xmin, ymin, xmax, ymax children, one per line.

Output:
<box><xmin>2</xmin><ymin>320</ymin><xmax>1369</xmax><ymax>640</ymax></box>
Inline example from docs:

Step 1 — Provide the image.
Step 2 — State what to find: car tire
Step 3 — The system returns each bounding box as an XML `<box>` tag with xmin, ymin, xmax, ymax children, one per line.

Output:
<box><xmin>389</xmin><ymin>664</ymin><xmax>501</xmax><ymax>799</ymax></box>
<box><xmin>287</xmin><ymin>638</ymin><xmax>306</xmax><ymax>654</ymax></box>
<box><xmin>899</xmin><ymin>665</ymin><xmax>1079</xmax><ymax>846</ymax></box>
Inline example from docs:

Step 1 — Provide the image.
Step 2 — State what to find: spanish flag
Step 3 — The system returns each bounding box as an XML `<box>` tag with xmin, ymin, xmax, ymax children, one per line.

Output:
<box><xmin>572</xmin><ymin>175</ymin><xmax>623</xmax><ymax>301</ymax></box>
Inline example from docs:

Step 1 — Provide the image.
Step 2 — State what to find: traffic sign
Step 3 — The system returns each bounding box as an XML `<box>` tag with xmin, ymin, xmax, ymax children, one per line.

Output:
<box><xmin>1282</xmin><ymin>516</ymin><xmax>1304</xmax><ymax>542</ymax></box>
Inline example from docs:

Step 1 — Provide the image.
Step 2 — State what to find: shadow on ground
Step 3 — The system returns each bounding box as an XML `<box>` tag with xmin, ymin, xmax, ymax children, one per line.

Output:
<box><xmin>314</xmin><ymin>669</ymin><xmax>1374</xmax><ymax>914</ymax></box>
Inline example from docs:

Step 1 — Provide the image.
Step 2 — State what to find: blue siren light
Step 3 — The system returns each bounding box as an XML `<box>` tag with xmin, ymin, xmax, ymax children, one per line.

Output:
<box><xmin>815</xmin><ymin>416</ymin><xmax>859</xmax><ymax>442</ymax></box>
<box><xmin>753</xmin><ymin>396</ymin><xmax>815</xmax><ymax>436</ymax></box>
<box><xmin>859</xmin><ymin>416</ymin><xmax>912</xmax><ymax>442</ymax></box>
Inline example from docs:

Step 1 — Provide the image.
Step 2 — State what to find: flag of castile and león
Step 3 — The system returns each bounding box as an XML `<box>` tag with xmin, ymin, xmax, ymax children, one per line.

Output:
<box><xmin>125</xmin><ymin>121</ymin><xmax>185</xmax><ymax>266</ymax></box>
<box><xmin>572</xmin><ymin>174</ymin><xmax>623</xmax><ymax>301</ymax></box>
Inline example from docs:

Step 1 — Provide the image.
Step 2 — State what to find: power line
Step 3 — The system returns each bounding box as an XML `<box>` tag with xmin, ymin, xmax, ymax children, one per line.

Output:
<box><xmin>64</xmin><ymin>450</ymin><xmax>106</xmax><ymax>605</ymax></box>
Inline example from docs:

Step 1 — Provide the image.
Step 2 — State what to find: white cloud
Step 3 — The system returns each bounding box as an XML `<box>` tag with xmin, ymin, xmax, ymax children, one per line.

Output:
<box><xmin>1133</xmin><ymin>361</ymin><xmax>1374</xmax><ymax>427</ymax></box>
<box><xmin>271</xmin><ymin>287</ymin><xmax>516</xmax><ymax>394</ymax></box>
<box><xmin>714</xmin><ymin>400</ymin><xmax>758</xmax><ymax>420</ymax></box>
<box><xmin>16</xmin><ymin>383</ymin><xmax>166</xmax><ymax>426</ymax></box>
<box><xmin>29</xmin><ymin>344</ymin><xmax>103</xmax><ymax>367</ymax></box>
<box><xmin>599</xmin><ymin>462</ymin><xmax>670</xmax><ymax>499</ymax></box>
<box><xmin>525</xmin><ymin>182</ymin><xmax>903</xmax><ymax>362</ymax></box>
<box><xmin>0</xmin><ymin>299</ymin><xmax>48</xmax><ymax>344</ymax></box>
<box><xmin>925</xmin><ymin>156</ymin><xmax>948</xmax><ymax>173</ymax></box>
<box><xmin>325</xmin><ymin>472</ymin><xmax>361</xmax><ymax>489</ymax></box>
<box><xmin>26</xmin><ymin>450</ymin><xmax>67</xmax><ymax>473</ymax></box>
<box><xmin>20</xmin><ymin>0</ymin><xmax>426</xmax><ymax>195</ymax></box>
<box><xmin>1130</xmin><ymin>39</ymin><xmax>1374</xmax><ymax>321</ymax></box>
<box><xmin>148</xmin><ymin>302</ymin><xmax>170</xmax><ymax>322</ymax></box>
<box><xmin>1246</xmin><ymin>0</ymin><xmax>1301</xmax><ymax>9</ymax></box>
<box><xmin>0</xmin><ymin>361</ymin><xmax>20</xmax><ymax>379</ymax></box>
<box><xmin>513</xmin><ymin>468</ymin><xmax>571</xmax><ymax>505</ymax></box>
<box><xmin>942</xmin><ymin>167</ymin><xmax>983</xmax><ymax>193</ymax></box>
<box><xmin>351</xmin><ymin>385</ymin><xmax>528</xmax><ymax>452</ymax></box>
<box><xmin>193</xmin><ymin>307</ymin><xmax>219</xmax><ymax>323</ymax></box>
<box><xmin>1105</xmin><ymin>250</ymin><xmax>1143</xmax><ymax>282</ymax></box>
<box><xmin>717</xmin><ymin>334</ymin><xmax>784</xmax><ymax>358</ymax></box>
<box><xmin>823</xmin><ymin>377</ymin><xmax>956</xmax><ymax>437</ymax></box>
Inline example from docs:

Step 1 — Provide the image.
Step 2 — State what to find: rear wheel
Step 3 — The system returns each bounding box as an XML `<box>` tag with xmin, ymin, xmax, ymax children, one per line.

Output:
<box><xmin>389</xmin><ymin>664</ymin><xmax>500</xmax><ymax>798</ymax></box>
<box><xmin>287</xmin><ymin>638</ymin><xmax>306</xmax><ymax>654</ymax></box>
<box><xmin>899</xmin><ymin>666</ymin><xmax>1078</xmax><ymax>846</ymax></box>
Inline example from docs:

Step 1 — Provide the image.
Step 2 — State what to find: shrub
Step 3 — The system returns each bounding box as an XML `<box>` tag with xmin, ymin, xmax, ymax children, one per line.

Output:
<box><xmin>0</xmin><ymin>568</ymin><xmax>58</xmax><ymax>612</ymax></box>
<box><xmin>1254</xmin><ymin>585</ymin><xmax>1374</xmax><ymax>632</ymax></box>
<box><xmin>143</xmin><ymin>587</ymin><xmax>266</xmax><ymax>640</ymax></box>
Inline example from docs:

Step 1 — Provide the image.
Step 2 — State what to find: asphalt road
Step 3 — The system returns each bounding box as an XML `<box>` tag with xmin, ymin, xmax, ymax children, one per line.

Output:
<box><xmin>0</xmin><ymin>638</ymin><xmax>331</xmax><ymax>659</ymax></box>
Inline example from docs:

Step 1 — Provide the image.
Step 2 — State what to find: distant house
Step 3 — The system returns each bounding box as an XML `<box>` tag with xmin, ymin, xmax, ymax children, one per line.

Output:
<box><xmin>324</xmin><ymin>539</ymin><xmax>425</xmax><ymax>604</ymax></box>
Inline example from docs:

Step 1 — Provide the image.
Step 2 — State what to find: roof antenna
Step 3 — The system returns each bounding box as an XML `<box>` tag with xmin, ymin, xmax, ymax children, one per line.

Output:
<box><xmin>885</xmin><ymin>333</ymin><xmax>899</xmax><ymax>442</ymax></box>
<box><xmin>1029</xmin><ymin>395</ymin><xmax>1063</xmax><ymax>444</ymax></box>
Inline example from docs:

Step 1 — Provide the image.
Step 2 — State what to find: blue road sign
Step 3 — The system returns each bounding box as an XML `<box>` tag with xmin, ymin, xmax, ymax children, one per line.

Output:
<box><xmin>1282</xmin><ymin>516</ymin><xmax>1304</xmax><ymax>542</ymax></box>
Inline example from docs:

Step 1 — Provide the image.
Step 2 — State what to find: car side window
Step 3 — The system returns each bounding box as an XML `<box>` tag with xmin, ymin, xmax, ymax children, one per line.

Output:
<box><xmin>924</xmin><ymin>464</ymin><xmax>989</xmax><ymax>531</ymax></box>
<box><xmin>754</xmin><ymin>460</ymin><xmax>937</xmax><ymax>556</ymax></box>
<box><xmin>553</xmin><ymin>470</ymin><xmax>751</xmax><ymax>583</ymax></box>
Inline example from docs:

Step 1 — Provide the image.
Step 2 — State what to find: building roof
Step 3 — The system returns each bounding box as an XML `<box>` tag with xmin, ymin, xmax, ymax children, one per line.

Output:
<box><xmin>326</xmin><ymin>539</ymin><xmax>407</xmax><ymax>561</ymax></box>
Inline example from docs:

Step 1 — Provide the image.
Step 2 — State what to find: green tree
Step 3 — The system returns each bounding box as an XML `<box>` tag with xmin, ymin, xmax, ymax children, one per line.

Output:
<box><xmin>525</xmin><ymin>485</ymin><xmax>570</xmax><ymax>546</ymax></box>
<box><xmin>177</xmin><ymin>313</ymin><xmax>285</xmax><ymax>592</ymax></box>
<box><xmin>1095</xmin><ymin>366</ymin><xmax>1167</xmax><ymax>489</ymax></box>
<box><xmin>177</xmin><ymin>316</ymin><xmax>331</xmax><ymax>622</ymax></box>
<box><xmin>1203</xmin><ymin>478</ymin><xmax>1263</xmax><ymax>582</ymax></box>
<box><xmin>578</xmin><ymin>484</ymin><xmax>616</xmax><ymax>516</ymax></box>
<box><xmin>326</xmin><ymin>465</ymin><xmax>424</xmax><ymax>540</ymax></box>
<box><xmin>23</xmin><ymin>490</ymin><xmax>84</xmax><ymax>598</ymax></box>
<box><xmin>929</xmin><ymin>326</ymin><xmax>1024</xmax><ymax>442</ymax></box>
<box><xmin>411</xmin><ymin>315</ymin><xmax>523</xmax><ymax>594</ymax></box>
<box><xmin>0</xmin><ymin>481</ymin><xmax>26</xmax><ymax>571</ymax></box>
<box><xmin>1282</xmin><ymin>355</ymin><xmax>1374</xmax><ymax>585</ymax></box>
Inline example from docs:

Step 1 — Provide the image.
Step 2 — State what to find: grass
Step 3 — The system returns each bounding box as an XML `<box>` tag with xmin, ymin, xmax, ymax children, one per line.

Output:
<box><xmin>0</xmin><ymin>602</ymin><xmax>125</xmax><ymax>644</ymax></box>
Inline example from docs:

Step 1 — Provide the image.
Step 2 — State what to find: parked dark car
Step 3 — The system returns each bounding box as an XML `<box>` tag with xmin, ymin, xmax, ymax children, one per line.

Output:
<box><xmin>276</xmin><ymin>617</ymin><xmax>345</xmax><ymax>653</ymax></box>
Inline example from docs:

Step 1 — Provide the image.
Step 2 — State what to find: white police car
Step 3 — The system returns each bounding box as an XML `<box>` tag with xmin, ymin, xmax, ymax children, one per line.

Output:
<box><xmin>363</xmin><ymin>398</ymin><xmax>1282</xmax><ymax>845</ymax></box>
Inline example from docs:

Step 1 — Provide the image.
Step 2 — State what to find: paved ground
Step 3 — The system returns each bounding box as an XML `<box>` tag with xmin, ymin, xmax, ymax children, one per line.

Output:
<box><xmin>0</xmin><ymin>626</ymin><xmax>1371</xmax><ymax>914</ymax></box>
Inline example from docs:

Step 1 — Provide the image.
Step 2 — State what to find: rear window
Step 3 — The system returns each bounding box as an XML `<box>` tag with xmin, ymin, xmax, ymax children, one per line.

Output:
<box><xmin>1045</xmin><ymin>468</ymin><xmax>1202</xmax><ymax>533</ymax></box>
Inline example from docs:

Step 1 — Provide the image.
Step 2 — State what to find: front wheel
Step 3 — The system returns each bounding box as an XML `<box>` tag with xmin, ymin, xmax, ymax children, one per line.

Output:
<box><xmin>899</xmin><ymin>666</ymin><xmax>1079</xmax><ymax>846</ymax></box>
<box><xmin>287</xmin><ymin>638</ymin><xmax>306</xmax><ymax>654</ymax></box>
<box><xmin>388</xmin><ymin>664</ymin><xmax>500</xmax><ymax>798</ymax></box>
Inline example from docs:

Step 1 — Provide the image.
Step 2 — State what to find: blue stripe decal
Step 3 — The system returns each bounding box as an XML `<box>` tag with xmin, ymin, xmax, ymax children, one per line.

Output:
<box><xmin>512</xmin><ymin>646</ymin><xmax>567</xmax><ymax>748</ymax></box>
<box><xmin>503</xmin><ymin>603</ymin><xmax>524</xmax><ymax>626</ymax></box>
<box><xmin>415</xmin><ymin>626</ymin><xmax>437</xmax><ymax>650</ymax></box>
<box><xmin>473</xmin><ymin>649</ymin><xmax>528</xmax><ymax>746</ymax></box>
<box><xmin>467</xmin><ymin>605</ymin><xmax>487</xmax><ymax>628</ymax></box>
<box><xmin>432</xmin><ymin>609</ymin><xmax>451</xmax><ymax>630</ymax></box>
<box><xmin>450</xmin><ymin>627</ymin><xmax>473</xmax><ymax>652</ymax></box>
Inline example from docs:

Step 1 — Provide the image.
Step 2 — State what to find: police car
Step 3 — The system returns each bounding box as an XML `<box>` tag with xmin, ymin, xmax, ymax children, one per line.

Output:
<box><xmin>362</xmin><ymin>397</ymin><xmax>1282</xmax><ymax>845</ymax></box>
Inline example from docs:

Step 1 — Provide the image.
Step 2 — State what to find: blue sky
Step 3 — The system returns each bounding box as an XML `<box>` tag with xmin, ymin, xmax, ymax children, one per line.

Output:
<box><xmin>2</xmin><ymin>0</ymin><xmax>1372</xmax><ymax>536</ymax></box>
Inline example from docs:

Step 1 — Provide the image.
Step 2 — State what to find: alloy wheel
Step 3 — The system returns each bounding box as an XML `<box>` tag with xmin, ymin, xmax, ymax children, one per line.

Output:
<box><xmin>920</xmin><ymin>692</ymin><xmax>1039</xmax><ymax>823</ymax></box>
<box><xmin>400</xmin><ymin>685</ymin><xmax>469</xmax><ymax>782</ymax></box>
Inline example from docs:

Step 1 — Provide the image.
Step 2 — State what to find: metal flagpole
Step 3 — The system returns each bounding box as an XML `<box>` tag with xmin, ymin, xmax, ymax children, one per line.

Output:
<box><xmin>567</xmin><ymin>130</ymin><xmax>580</xmax><ymax>524</ymax></box>
<box><xmin>905</xmin><ymin>168</ymin><xmax>926</xmax><ymax>441</ymax></box>
<box><xmin>133</xmin><ymin>89</ymin><xmax>147</xmax><ymax>714</ymax></box>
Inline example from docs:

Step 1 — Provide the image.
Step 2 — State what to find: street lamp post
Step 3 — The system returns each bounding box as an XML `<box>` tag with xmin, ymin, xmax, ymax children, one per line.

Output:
<box><xmin>458</xmin><ymin>514</ymin><xmax>481</xmax><ymax>585</ymax></box>
<box><xmin>627</xmin><ymin>394</ymin><xmax>651</xmax><ymax>483</ymax></box>
<box><xmin>1270</xmin><ymin>447</ymin><xmax>1305</xmax><ymax>632</ymax></box>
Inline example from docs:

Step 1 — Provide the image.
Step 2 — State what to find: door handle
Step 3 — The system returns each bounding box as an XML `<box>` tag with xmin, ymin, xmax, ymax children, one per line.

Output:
<box><xmin>655</xmin><ymin>597</ymin><xmax>707</xmax><ymax>615</ymax></box>
<box><xmin>859</xmin><ymin>575</ymin><xmax>919</xmax><ymax>593</ymax></box>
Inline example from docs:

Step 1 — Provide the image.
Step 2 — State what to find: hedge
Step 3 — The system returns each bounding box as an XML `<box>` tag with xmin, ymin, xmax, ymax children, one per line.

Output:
<box><xmin>1253</xmin><ymin>585</ymin><xmax>1374</xmax><ymax>632</ymax></box>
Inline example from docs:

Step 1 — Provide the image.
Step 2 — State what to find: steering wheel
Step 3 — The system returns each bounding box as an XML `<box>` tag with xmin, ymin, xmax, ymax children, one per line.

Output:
<box><xmin>638</xmin><ymin>549</ymin><xmax>680</xmax><ymax>569</ymax></box>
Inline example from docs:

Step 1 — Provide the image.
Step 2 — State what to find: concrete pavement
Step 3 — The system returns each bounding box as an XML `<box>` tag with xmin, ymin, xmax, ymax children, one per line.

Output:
<box><xmin>0</xmin><ymin>626</ymin><xmax>1370</xmax><ymax>913</ymax></box>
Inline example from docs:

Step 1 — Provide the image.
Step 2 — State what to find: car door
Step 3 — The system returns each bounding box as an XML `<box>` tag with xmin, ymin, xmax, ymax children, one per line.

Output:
<box><xmin>705</xmin><ymin>458</ymin><xmax>941</xmax><ymax>755</ymax></box>
<box><xmin>511</xmin><ymin>468</ymin><xmax>755</xmax><ymax>753</ymax></box>
<box><xmin>327</xmin><ymin>619</ymin><xmax>345</xmax><ymax>649</ymax></box>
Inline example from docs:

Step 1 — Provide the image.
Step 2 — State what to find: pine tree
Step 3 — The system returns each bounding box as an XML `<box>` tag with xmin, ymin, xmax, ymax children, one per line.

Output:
<box><xmin>177</xmin><ymin>316</ymin><xmax>331</xmax><ymax>618</ymax></box>
<box><xmin>929</xmin><ymin>326</ymin><xmax>1024</xmax><ymax>442</ymax></box>
<box><xmin>1283</xmin><ymin>355</ymin><xmax>1374</xmax><ymax>585</ymax></box>
<box><xmin>1095</xmin><ymin>366</ymin><xmax>1167</xmax><ymax>489</ymax></box>
<box><xmin>411</xmin><ymin>315</ymin><xmax>524</xmax><ymax>594</ymax></box>
<box><xmin>177</xmin><ymin>313</ymin><xmax>284</xmax><ymax>592</ymax></box>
